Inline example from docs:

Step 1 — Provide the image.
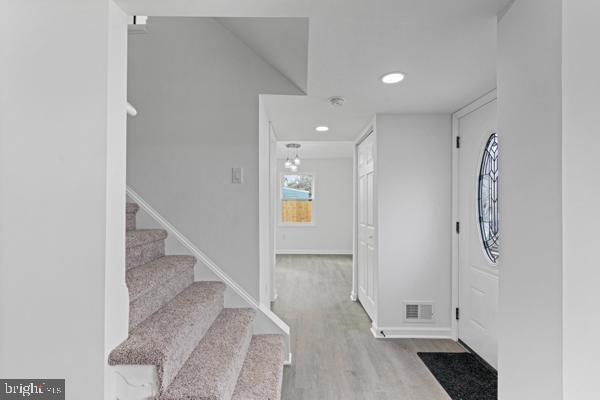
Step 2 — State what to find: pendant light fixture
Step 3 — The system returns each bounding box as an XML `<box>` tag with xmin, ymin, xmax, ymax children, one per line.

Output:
<box><xmin>285</xmin><ymin>143</ymin><xmax>301</xmax><ymax>171</ymax></box>
<box><xmin>284</xmin><ymin>144</ymin><xmax>292</xmax><ymax>169</ymax></box>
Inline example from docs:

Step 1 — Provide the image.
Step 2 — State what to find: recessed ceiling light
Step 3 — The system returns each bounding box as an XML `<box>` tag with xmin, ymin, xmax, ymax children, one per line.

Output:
<box><xmin>315</xmin><ymin>126</ymin><xmax>329</xmax><ymax>132</ymax></box>
<box><xmin>381</xmin><ymin>72</ymin><xmax>405</xmax><ymax>84</ymax></box>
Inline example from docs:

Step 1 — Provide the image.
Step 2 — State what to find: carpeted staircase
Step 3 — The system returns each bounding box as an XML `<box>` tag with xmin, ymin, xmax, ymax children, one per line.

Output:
<box><xmin>109</xmin><ymin>203</ymin><xmax>284</xmax><ymax>400</ymax></box>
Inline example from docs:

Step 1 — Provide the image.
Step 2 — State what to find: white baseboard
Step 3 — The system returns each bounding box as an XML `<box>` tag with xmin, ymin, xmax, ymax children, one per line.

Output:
<box><xmin>284</xmin><ymin>352</ymin><xmax>293</xmax><ymax>366</ymax></box>
<box><xmin>276</xmin><ymin>249</ymin><xmax>353</xmax><ymax>255</ymax></box>
<box><xmin>370</xmin><ymin>323</ymin><xmax>453</xmax><ymax>339</ymax></box>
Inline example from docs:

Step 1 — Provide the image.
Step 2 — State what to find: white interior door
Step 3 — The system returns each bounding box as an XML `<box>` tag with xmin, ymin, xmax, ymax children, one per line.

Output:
<box><xmin>357</xmin><ymin>131</ymin><xmax>376</xmax><ymax>320</ymax></box>
<box><xmin>457</xmin><ymin>97</ymin><xmax>499</xmax><ymax>368</ymax></box>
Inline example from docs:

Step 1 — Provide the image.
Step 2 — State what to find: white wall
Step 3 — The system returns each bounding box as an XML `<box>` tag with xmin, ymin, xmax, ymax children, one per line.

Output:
<box><xmin>105</xmin><ymin>2</ymin><xmax>130</xmax><ymax>398</ymax></box>
<box><xmin>562</xmin><ymin>2</ymin><xmax>600</xmax><ymax>398</ymax></box>
<box><xmin>375</xmin><ymin>114</ymin><xmax>452</xmax><ymax>333</ymax></box>
<box><xmin>127</xmin><ymin>17</ymin><xmax>301</xmax><ymax>300</ymax></box>
<box><xmin>276</xmin><ymin>158</ymin><xmax>353</xmax><ymax>254</ymax></box>
<box><xmin>0</xmin><ymin>1</ymin><xmax>127</xmax><ymax>398</ymax></box>
<box><xmin>498</xmin><ymin>1</ymin><xmax>563</xmax><ymax>398</ymax></box>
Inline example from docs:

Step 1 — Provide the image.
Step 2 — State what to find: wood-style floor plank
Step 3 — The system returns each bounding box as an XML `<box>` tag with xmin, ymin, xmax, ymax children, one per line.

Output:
<box><xmin>273</xmin><ymin>255</ymin><xmax>464</xmax><ymax>400</ymax></box>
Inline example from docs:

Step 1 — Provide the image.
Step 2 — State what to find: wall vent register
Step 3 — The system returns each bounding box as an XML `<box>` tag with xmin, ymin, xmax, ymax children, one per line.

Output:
<box><xmin>404</xmin><ymin>303</ymin><xmax>434</xmax><ymax>322</ymax></box>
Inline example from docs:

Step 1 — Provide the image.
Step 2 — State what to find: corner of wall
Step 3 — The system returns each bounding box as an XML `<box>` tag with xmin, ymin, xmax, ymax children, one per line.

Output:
<box><xmin>105</xmin><ymin>2</ymin><xmax>129</xmax><ymax>399</ymax></box>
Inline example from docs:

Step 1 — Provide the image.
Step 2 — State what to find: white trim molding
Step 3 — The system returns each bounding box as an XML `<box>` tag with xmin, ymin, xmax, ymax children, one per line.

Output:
<box><xmin>276</xmin><ymin>249</ymin><xmax>352</xmax><ymax>255</ymax></box>
<box><xmin>258</xmin><ymin>99</ymin><xmax>272</xmax><ymax>308</ymax></box>
<box><xmin>126</xmin><ymin>101</ymin><xmax>137</xmax><ymax>116</ymax></box>
<box><xmin>370</xmin><ymin>322</ymin><xmax>453</xmax><ymax>339</ymax></box>
<box><xmin>126</xmin><ymin>186</ymin><xmax>291</xmax><ymax>347</ymax></box>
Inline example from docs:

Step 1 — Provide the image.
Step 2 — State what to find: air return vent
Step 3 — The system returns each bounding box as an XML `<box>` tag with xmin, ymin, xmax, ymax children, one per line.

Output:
<box><xmin>404</xmin><ymin>302</ymin><xmax>434</xmax><ymax>322</ymax></box>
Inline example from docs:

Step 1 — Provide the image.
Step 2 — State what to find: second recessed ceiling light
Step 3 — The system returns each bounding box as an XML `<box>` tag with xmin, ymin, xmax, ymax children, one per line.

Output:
<box><xmin>381</xmin><ymin>72</ymin><xmax>405</xmax><ymax>84</ymax></box>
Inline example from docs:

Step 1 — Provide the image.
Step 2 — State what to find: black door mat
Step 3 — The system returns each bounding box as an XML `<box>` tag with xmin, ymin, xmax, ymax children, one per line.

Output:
<box><xmin>418</xmin><ymin>352</ymin><xmax>497</xmax><ymax>400</ymax></box>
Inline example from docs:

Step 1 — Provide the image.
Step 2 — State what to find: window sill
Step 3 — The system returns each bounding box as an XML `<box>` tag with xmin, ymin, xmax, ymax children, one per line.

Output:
<box><xmin>278</xmin><ymin>223</ymin><xmax>316</xmax><ymax>228</ymax></box>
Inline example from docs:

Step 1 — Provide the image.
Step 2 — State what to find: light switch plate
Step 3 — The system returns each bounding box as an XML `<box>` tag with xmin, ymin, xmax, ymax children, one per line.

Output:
<box><xmin>232</xmin><ymin>167</ymin><xmax>243</xmax><ymax>184</ymax></box>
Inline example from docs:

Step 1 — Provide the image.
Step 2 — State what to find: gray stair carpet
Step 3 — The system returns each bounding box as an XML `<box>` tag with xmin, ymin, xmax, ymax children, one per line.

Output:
<box><xmin>126</xmin><ymin>202</ymin><xmax>139</xmax><ymax>231</ymax></box>
<box><xmin>160</xmin><ymin>308</ymin><xmax>255</xmax><ymax>400</ymax></box>
<box><xmin>127</xmin><ymin>255</ymin><xmax>196</xmax><ymax>330</ymax></box>
<box><xmin>232</xmin><ymin>335</ymin><xmax>285</xmax><ymax>400</ymax></box>
<box><xmin>112</xmin><ymin>203</ymin><xmax>286</xmax><ymax>399</ymax></box>
<box><xmin>126</xmin><ymin>228</ymin><xmax>167</xmax><ymax>269</ymax></box>
<box><xmin>109</xmin><ymin>281</ymin><xmax>226</xmax><ymax>392</ymax></box>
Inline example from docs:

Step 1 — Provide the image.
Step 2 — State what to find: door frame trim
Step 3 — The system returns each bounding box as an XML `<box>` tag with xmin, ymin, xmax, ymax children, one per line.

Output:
<box><xmin>451</xmin><ymin>89</ymin><xmax>497</xmax><ymax>340</ymax></box>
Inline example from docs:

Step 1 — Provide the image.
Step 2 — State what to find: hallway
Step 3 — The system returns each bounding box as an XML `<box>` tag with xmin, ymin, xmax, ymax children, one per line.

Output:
<box><xmin>273</xmin><ymin>255</ymin><xmax>464</xmax><ymax>400</ymax></box>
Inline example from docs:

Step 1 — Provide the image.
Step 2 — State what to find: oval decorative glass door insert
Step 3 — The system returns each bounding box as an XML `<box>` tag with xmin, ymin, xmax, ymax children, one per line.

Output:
<box><xmin>478</xmin><ymin>133</ymin><xmax>499</xmax><ymax>263</ymax></box>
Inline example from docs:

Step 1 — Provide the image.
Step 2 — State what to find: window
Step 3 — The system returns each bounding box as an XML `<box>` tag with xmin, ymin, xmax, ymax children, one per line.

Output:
<box><xmin>281</xmin><ymin>174</ymin><xmax>314</xmax><ymax>224</ymax></box>
<box><xmin>478</xmin><ymin>133</ymin><xmax>499</xmax><ymax>263</ymax></box>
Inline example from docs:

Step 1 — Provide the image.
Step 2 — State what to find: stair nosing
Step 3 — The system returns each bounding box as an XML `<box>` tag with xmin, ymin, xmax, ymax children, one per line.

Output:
<box><xmin>126</xmin><ymin>229</ymin><xmax>168</xmax><ymax>249</ymax></box>
<box><xmin>108</xmin><ymin>281</ymin><xmax>226</xmax><ymax>366</ymax></box>
<box><xmin>232</xmin><ymin>334</ymin><xmax>285</xmax><ymax>400</ymax></box>
<box><xmin>160</xmin><ymin>308</ymin><xmax>256</xmax><ymax>400</ymax></box>
<box><xmin>127</xmin><ymin>255</ymin><xmax>197</xmax><ymax>302</ymax></box>
<box><xmin>126</xmin><ymin>202</ymin><xmax>140</xmax><ymax>214</ymax></box>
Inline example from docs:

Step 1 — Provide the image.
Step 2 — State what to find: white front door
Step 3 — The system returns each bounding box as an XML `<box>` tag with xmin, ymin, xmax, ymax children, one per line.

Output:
<box><xmin>357</xmin><ymin>131</ymin><xmax>376</xmax><ymax>320</ymax></box>
<box><xmin>457</xmin><ymin>97</ymin><xmax>499</xmax><ymax>368</ymax></box>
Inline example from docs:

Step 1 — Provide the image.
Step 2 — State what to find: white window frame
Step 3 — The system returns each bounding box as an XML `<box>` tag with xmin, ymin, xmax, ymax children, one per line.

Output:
<box><xmin>278</xmin><ymin>172</ymin><xmax>316</xmax><ymax>227</ymax></box>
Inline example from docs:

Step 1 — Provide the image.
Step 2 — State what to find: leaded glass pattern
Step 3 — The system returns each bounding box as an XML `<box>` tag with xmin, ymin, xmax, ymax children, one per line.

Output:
<box><xmin>478</xmin><ymin>133</ymin><xmax>499</xmax><ymax>263</ymax></box>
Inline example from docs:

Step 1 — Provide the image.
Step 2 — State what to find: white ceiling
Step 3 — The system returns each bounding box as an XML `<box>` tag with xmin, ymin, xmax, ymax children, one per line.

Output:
<box><xmin>117</xmin><ymin>0</ymin><xmax>513</xmax><ymax>141</ymax></box>
<box><xmin>217</xmin><ymin>18</ymin><xmax>309</xmax><ymax>93</ymax></box>
<box><xmin>276</xmin><ymin>141</ymin><xmax>354</xmax><ymax>159</ymax></box>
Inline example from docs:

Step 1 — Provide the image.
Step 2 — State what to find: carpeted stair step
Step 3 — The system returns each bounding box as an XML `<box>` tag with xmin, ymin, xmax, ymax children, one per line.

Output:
<box><xmin>160</xmin><ymin>308</ymin><xmax>256</xmax><ymax>400</ymax></box>
<box><xmin>232</xmin><ymin>334</ymin><xmax>285</xmax><ymax>400</ymax></box>
<box><xmin>126</xmin><ymin>202</ymin><xmax>139</xmax><ymax>231</ymax></box>
<box><xmin>109</xmin><ymin>281</ymin><xmax>226</xmax><ymax>392</ymax></box>
<box><xmin>126</xmin><ymin>229</ymin><xmax>167</xmax><ymax>269</ymax></box>
<box><xmin>127</xmin><ymin>255</ymin><xmax>196</xmax><ymax>330</ymax></box>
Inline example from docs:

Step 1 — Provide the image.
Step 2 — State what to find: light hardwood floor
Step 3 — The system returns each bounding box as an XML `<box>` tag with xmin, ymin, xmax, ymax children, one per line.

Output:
<box><xmin>273</xmin><ymin>254</ymin><xmax>464</xmax><ymax>400</ymax></box>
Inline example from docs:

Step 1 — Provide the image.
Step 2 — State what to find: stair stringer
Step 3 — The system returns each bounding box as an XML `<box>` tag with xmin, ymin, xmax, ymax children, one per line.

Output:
<box><xmin>126</xmin><ymin>186</ymin><xmax>291</xmax><ymax>362</ymax></box>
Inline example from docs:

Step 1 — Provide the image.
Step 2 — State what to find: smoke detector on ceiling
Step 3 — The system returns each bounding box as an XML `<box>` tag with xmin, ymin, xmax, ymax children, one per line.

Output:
<box><xmin>328</xmin><ymin>96</ymin><xmax>345</xmax><ymax>107</ymax></box>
